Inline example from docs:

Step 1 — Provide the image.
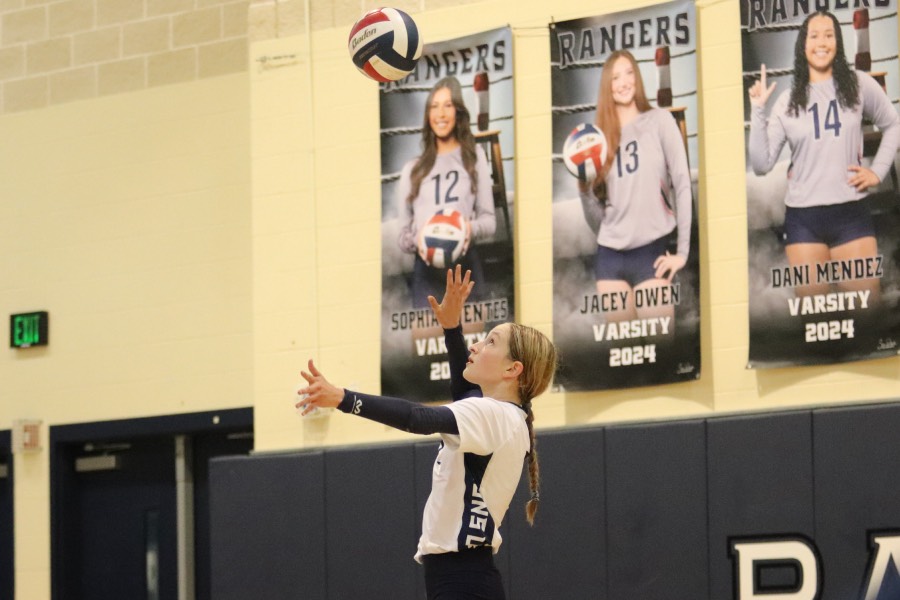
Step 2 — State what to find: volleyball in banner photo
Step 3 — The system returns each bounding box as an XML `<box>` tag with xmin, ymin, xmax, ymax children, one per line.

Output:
<box><xmin>550</xmin><ymin>0</ymin><xmax>701</xmax><ymax>391</ymax></box>
<box><xmin>380</xmin><ymin>27</ymin><xmax>516</xmax><ymax>402</ymax></box>
<box><xmin>741</xmin><ymin>1</ymin><xmax>900</xmax><ymax>368</ymax></box>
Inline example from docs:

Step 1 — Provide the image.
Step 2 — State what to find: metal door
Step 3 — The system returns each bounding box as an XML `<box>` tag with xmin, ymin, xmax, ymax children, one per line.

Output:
<box><xmin>58</xmin><ymin>436</ymin><xmax>178</xmax><ymax>600</ymax></box>
<box><xmin>50</xmin><ymin>409</ymin><xmax>253</xmax><ymax>600</ymax></box>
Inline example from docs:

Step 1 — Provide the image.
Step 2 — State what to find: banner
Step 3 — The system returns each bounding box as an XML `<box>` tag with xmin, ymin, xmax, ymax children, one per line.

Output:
<box><xmin>742</xmin><ymin>2</ymin><xmax>900</xmax><ymax>367</ymax></box>
<box><xmin>550</xmin><ymin>1</ymin><xmax>701</xmax><ymax>391</ymax></box>
<box><xmin>380</xmin><ymin>27</ymin><xmax>515</xmax><ymax>401</ymax></box>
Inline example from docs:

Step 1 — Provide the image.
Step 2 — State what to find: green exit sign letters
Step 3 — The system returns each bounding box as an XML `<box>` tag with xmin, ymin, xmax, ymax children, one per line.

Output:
<box><xmin>10</xmin><ymin>311</ymin><xmax>48</xmax><ymax>348</ymax></box>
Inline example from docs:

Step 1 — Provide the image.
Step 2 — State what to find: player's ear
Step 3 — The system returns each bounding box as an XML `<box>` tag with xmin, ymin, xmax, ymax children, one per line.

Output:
<box><xmin>504</xmin><ymin>360</ymin><xmax>524</xmax><ymax>380</ymax></box>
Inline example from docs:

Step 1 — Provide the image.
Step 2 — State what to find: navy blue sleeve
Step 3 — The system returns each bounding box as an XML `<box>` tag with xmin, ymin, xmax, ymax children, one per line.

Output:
<box><xmin>445</xmin><ymin>325</ymin><xmax>482</xmax><ymax>401</ymax></box>
<box><xmin>338</xmin><ymin>390</ymin><xmax>459</xmax><ymax>435</ymax></box>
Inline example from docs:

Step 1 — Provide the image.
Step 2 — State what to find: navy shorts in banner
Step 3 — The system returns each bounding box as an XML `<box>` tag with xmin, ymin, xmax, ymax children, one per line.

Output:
<box><xmin>594</xmin><ymin>235</ymin><xmax>671</xmax><ymax>288</ymax></box>
<box><xmin>783</xmin><ymin>201</ymin><xmax>875</xmax><ymax>247</ymax></box>
<box><xmin>422</xmin><ymin>547</ymin><xmax>506</xmax><ymax>600</ymax></box>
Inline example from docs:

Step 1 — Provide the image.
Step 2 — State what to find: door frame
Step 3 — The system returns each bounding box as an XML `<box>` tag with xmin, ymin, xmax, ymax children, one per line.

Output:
<box><xmin>50</xmin><ymin>408</ymin><xmax>253</xmax><ymax>600</ymax></box>
<box><xmin>0</xmin><ymin>430</ymin><xmax>12</xmax><ymax>600</ymax></box>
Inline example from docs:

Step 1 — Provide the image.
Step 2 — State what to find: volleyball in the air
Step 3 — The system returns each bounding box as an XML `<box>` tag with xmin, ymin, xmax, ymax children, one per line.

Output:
<box><xmin>563</xmin><ymin>123</ymin><xmax>608</xmax><ymax>182</ymax></box>
<box><xmin>418</xmin><ymin>209</ymin><xmax>468</xmax><ymax>269</ymax></box>
<box><xmin>348</xmin><ymin>7</ymin><xmax>422</xmax><ymax>82</ymax></box>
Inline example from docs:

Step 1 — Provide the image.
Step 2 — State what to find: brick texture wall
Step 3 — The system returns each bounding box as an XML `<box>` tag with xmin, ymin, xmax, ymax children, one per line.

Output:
<box><xmin>0</xmin><ymin>0</ymin><xmax>251</xmax><ymax>113</ymax></box>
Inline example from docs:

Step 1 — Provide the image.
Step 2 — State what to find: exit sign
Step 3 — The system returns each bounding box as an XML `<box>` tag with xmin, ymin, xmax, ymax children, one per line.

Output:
<box><xmin>10</xmin><ymin>311</ymin><xmax>48</xmax><ymax>348</ymax></box>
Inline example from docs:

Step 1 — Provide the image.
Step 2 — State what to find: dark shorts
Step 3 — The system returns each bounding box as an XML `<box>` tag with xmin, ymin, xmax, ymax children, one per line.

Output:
<box><xmin>593</xmin><ymin>236</ymin><xmax>670</xmax><ymax>288</ymax></box>
<box><xmin>422</xmin><ymin>547</ymin><xmax>506</xmax><ymax>600</ymax></box>
<box><xmin>783</xmin><ymin>202</ymin><xmax>875</xmax><ymax>247</ymax></box>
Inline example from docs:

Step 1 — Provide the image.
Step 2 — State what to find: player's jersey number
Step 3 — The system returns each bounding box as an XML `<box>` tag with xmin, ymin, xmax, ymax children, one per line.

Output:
<box><xmin>810</xmin><ymin>99</ymin><xmax>842</xmax><ymax>139</ymax></box>
<box><xmin>431</xmin><ymin>170</ymin><xmax>460</xmax><ymax>205</ymax></box>
<box><xmin>615</xmin><ymin>140</ymin><xmax>639</xmax><ymax>177</ymax></box>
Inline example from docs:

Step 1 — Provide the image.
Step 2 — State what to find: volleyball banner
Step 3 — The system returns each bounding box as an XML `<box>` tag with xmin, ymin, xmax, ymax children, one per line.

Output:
<box><xmin>742</xmin><ymin>2</ymin><xmax>900</xmax><ymax>368</ymax></box>
<box><xmin>380</xmin><ymin>27</ymin><xmax>515</xmax><ymax>401</ymax></box>
<box><xmin>550</xmin><ymin>1</ymin><xmax>701</xmax><ymax>391</ymax></box>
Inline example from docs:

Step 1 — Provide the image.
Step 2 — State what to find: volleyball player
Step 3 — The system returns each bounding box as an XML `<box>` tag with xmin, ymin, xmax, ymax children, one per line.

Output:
<box><xmin>296</xmin><ymin>266</ymin><xmax>556</xmax><ymax>600</ymax></box>
<box><xmin>397</xmin><ymin>76</ymin><xmax>496</xmax><ymax>308</ymax></box>
<box><xmin>579</xmin><ymin>50</ymin><xmax>693</xmax><ymax>323</ymax></box>
<box><xmin>748</xmin><ymin>10</ymin><xmax>900</xmax><ymax>299</ymax></box>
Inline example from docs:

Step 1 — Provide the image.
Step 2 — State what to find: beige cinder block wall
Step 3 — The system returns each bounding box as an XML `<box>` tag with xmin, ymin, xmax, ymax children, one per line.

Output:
<box><xmin>1</xmin><ymin>2</ymin><xmax>253</xmax><ymax>598</ymax></box>
<box><xmin>0</xmin><ymin>0</ymin><xmax>250</xmax><ymax>113</ymax></box>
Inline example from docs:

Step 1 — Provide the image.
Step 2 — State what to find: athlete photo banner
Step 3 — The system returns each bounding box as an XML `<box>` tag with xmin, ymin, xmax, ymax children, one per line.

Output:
<box><xmin>742</xmin><ymin>2</ymin><xmax>900</xmax><ymax>368</ymax></box>
<box><xmin>380</xmin><ymin>27</ymin><xmax>515</xmax><ymax>401</ymax></box>
<box><xmin>550</xmin><ymin>1</ymin><xmax>701</xmax><ymax>391</ymax></box>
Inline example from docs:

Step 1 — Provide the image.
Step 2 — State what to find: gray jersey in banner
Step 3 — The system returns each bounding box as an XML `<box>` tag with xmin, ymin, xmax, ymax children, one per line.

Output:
<box><xmin>381</xmin><ymin>27</ymin><xmax>516</xmax><ymax>401</ymax></box>
<box><xmin>551</xmin><ymin>0</ymin><xmax>701</xmax><ymax>391</ymax></box>
<box><xmin>742</xmin><ymin>2</ymin><xmax>900</xmax><ymax>367</ymax></box>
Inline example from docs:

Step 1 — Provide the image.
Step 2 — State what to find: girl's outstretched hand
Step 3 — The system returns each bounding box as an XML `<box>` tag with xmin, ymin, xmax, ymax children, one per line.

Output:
<box><xmin>427</xmin><ymin>265</ymin><xmax>474</xmax><ymax>329</ymax></box>
<box><xmin>296</xmin><ymin>359</ymin><xmax>344</xmax><ymax>416</ymax></box>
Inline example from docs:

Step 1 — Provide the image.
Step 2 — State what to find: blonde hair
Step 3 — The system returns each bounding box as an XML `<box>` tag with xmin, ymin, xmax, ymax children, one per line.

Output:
<box><xmin>506</xmin><ymin>323</ymin><xmax>558</xmax><ymax>525</ymax></box>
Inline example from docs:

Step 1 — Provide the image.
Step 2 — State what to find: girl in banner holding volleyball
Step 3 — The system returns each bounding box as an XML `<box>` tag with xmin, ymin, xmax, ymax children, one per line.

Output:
<box><xmin>748</xmin><ymin>10</ymin><xmax>900</xmax><ymax>300</ymax></box>
<box><xmin>397</xmin><ymin>76</ymin><xmax>496</xmax><ymax>308</ymax></box>
<box><xmin>297</xmin><ymin>266</ymin><xmax>557</xmax><ymax>600</ymax></box>
<box><xmin>579</xmin><ymin>49</ymin><xmax>693</xmax><ymax>323</ymax></box>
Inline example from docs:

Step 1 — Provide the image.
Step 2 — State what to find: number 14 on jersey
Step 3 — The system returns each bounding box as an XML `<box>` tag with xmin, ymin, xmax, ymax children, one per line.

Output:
<box><xmin>810</xmin><ymin>99</ymin><xmax>842</xmax><ymax>139</ymax></box>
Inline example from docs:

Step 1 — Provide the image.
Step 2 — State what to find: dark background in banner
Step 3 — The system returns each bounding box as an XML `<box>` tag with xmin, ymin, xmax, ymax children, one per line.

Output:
<box><xmin>550</xmin><ymin>0</ymin><xmax>701</xmax><ymax>391</ymax></box>
<box><xmin>380</xmin><ymin>28</ymin><xmax>516</xmax><ymax>401</ymax></box>
<box><xmin>741</xmin><ymin>1</ymin><xmax>900</xmax><ymax>367</ymax></box>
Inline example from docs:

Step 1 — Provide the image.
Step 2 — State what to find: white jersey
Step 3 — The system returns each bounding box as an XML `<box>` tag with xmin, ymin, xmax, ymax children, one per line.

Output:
<box><xmin>581</xmin><ymin>108</ymin><xmax>693</xmax><ymax>258</ymax></box>
<box><xmin>415</xmin><ymin>397</ymin><xmax>529</xmax><ymax>563</ymax></box>
<box><xmin>397</xmin><ymin>145</ymin><xmax>496</xmax><ymax>253</ymax></box>
<box><xmin>749</xmin><ymin>70</ymin><xmax>900</xmax><ymax>208</ymax></box>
